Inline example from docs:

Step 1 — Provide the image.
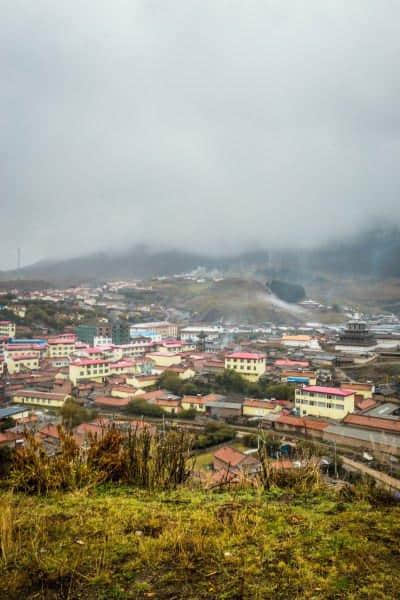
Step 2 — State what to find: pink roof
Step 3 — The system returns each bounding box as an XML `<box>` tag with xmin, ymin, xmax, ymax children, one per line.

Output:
<box><xmin>0</xmin><ymin>321</ymin><xmax>12</xmax><ymax>325</ymax></box>
<box><xmin>71</xmin><ymin>359</ymin><xmax>109</xmax><ymax>366</ymax></box>
<box><xmin>12</xmin><ymin>354</ymin><xmax>38</xmax><ymax>361</ymax></box>
<box><xmin>48</xmin><ymin>337</ymin><xmax>75</xmax><ymax>345</ymax></box>
<box><xmin>111</xmin><ymin>360</ymin><xmax>135</xmax><ymax>368</ymax></box>
<box><xmin>226</xmin><ymin>352</ymin><xmax>265</xmax><ymax>360</ymax></box>
<box><xmin>86</xmin><ymin>347</ymin><xmax>107</xmax><ymax>354</ymax></box>
<box><xmin>301</xmin><ymin>386</ymin><xmax>354</xmax><ymax>397</ymax></box>
<box><xmin>7</xmin><ymin>344</ymin><xmax>42</xmax><ymax>351</ymax></box>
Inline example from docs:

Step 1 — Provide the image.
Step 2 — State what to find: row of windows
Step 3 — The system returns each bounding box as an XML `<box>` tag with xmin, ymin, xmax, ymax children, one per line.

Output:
<box><xmin>20</xmin><ymin>397</ymin><xmax>61</xmax><ymax>406</ymax></box>
<box><xmin>296</xmin><ymin>398</ymin><xmax>344</xmax><ymax>410</ymax></box>
<box><xmin>299</xmin><ymin>391</ymin><xmax>341</xmax><ymax>400</ymax></box>
<box><xmin>227</xmin><ymin>359</ymin><xmax>263</xmax><ymax>363</ymax></box>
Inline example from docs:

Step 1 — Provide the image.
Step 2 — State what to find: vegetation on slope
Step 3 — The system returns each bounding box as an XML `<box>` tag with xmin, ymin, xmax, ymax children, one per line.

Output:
<box><xmin>0</xmin><ymin>486</ymin><xmax>399</xmax><ymax>599</ymax></box>
<box><xmin>268</xmin><ymin>280</ymin><xmax>306</xmax><ymax>303</ymax></box>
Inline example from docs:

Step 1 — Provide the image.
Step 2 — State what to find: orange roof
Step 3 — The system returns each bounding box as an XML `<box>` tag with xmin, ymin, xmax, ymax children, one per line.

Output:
<box><xmin>94</xmin><ymin>396</ymin><xmax>130</xmax><ymax>407</ymax></box>
<box><xmin>0</xmin><ymin>431</ymin><xmax>19</xmax><ymax>444</ymax></box>
<box><xmin>156</xmin><ymin>398</ymin><xmax>180</xmax><ymax>407</ymax></box>
<box><xmin>214</xmin><ymin>446</ymin><xmax>246</xmax><ymax>467</ymax></box>
<box><xmin>276</xmin><ymin>415</ymin><xmax>329</xmax><ymax>430</ymax></box>
<box><xmin>356</xmin><ymin>398</ymin><xmax>376</xmax><ymax>411</ymax></box>
<box><xmin>39</xmin><ymin>424</ymin><xmax>60</xmax><ymax>439</ymax></box>
<box><xmin>244</xmin><ymin>399</ymin><xmax>275</xmax><ymax>409</ymax></box>
<box><xmin>182</xmin><ymin>395</ymin><xmax>207</xmax><ymax>405</ymax></box>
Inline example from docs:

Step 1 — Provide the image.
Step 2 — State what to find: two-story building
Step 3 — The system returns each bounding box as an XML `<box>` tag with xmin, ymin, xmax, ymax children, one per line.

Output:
<box><xmin>7</xmin><ymin>354</ymin><xmax>40</xmax><ymax>374</ymax></box>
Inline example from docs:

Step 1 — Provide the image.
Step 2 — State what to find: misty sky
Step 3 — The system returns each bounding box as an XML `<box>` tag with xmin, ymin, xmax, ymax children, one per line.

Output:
<box><xmin>1</xmin><ymin>1</ymin><xmax>400</xmax><ymax>269</ymax></box>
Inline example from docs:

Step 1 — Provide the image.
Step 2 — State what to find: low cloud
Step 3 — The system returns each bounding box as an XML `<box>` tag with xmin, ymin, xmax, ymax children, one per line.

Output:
<box><xmin>1</xmin><ymin>1</ymin><xmax>400</xmax><ymax>268</ymax></box>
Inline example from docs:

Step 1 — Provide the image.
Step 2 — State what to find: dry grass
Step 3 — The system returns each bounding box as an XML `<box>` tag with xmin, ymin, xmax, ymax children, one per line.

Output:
<box><xmin>9</xmin><ymin>426</ymin><xmax>194</xmax><ymax>494</ymax></box>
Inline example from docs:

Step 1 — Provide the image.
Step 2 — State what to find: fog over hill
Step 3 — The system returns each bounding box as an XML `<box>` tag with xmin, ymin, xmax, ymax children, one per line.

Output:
<box><xmin>2</xmin><ymin>227</ymin><xmax>400</xmax><ymax>283</ymax></box>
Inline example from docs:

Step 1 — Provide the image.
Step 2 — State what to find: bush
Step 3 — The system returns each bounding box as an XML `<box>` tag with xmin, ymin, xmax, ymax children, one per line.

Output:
<box><xmin>61</xmin><ymin>399</ymin><xmax>97</xmax><ymax>429</ymax></box>
<box><xmin>127</xmin><ymin>399</ymin><xmax>165</xmax><ymax>418</ymax></box>
<box><xmin>193</xmin><ymin>423</ymin><xmax>236</xmax><ymax>449</ymax></box>
<box><xmin>171</xmin><ymin>408</ymin><xmax>197</xmax><ymax>420</ymax></box>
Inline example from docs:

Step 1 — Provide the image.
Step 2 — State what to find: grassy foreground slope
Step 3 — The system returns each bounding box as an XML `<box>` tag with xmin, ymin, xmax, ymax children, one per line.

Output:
<box><xmin>0</xmin><ymin>487</ymin><xmax>399</xmax><ymax>600</ymax></box>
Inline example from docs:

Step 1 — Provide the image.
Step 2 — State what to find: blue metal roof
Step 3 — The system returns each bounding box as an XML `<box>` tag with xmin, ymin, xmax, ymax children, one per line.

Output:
<box><xmin>0</xmin><ymin>405</ymin><xmax>28</xmax><ymax>419</ymax></box>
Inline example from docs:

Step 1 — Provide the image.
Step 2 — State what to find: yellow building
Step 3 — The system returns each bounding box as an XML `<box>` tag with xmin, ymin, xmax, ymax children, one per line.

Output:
<box><xmin>7</xmin><ymin>355</ymin><xmax>40</xmax><ymax>374</ymax></box>
<box><xmin>69</xmin><ymin>358</ymin><xmax>138</xmax><ymax>385</ymax></box>
<box><xmin>109</xmin><ymin>359</ymin><xmax>137</xmax><ymax>377</ymax></box>
<box><xmin>145</xmin><ymin>352</ymin><xmax>182</xmax><ymax>368</ymax></box>
<box><xmin>181</xmin><ymin>395</ymin><xmax>207</xmax><ymax>413</ymax></box>
<box><xmin>69</xmin><ymin>359</ymin><xmax>111</xmax><ymax>385</ymax></box>
<box><xmin>111</xmin><ymin>385</ymin><xmax>144</xmax><ymax>399</ymax></box>
<box><xmin>126</xmin><ymin>374</ymin><xmax>158</xmax><ymax>389</ymax></box>
<box><xmin>242</xmin><ymin>399</ymin><xmax>280</xmax><ymax>418</ymax></box>
<box><xmin>5</xmin><ymin>345</ymin><xmax>42</xmax><ymax>359</ymax></box>
<box><xmin>12</xmin><ymin>389</ymin><xmax>71</xmax><ymax>409</ymax></box>
<box><xmin>224</xmin><ymin>352</ymin><xmax>266</xmax><ymax>382</ymax></box>
<box><xmin>339</xmin><ymin>382</ymin><xmax>374</xmax><ymax>399</ymax></box>
<box><xmin>295</xmin><ymin>386</ymin><xmax>355</xmax><ymax>419</ymax></box>
<box><xmin>0</xmin><ymin>320</ymin><xmax>16</xmax><ymax>338</ymax></box>
<box><xmin>46</xmin><ymin>337</ymin><xmax>76</xmax><ymax>358</ymax></box>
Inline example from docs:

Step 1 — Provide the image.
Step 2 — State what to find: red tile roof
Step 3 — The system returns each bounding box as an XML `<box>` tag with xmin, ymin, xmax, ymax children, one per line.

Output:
<box><xmin>0</xmin><ymin>431</ymin><xmax>19</xmax><ymax>445</ymax></box>
<box><xmin>276</xmin><ymin>415</ymin><xmax>329</xmax><ymax>430</ymax></box>
<box><xmin>356</xmin><ymin>398</ymin><xmax>376</xmax><ymax>411</ymax></box>
<box><xmin>94</xmin><ymin>396</ymin><xmax>130</xmax><ymax>407</ymax></box>
<box><xmin>214</xmin><ymin>446</ymin><xmax>246</xmax><ymax>467</ymax></box>
<box><xmin>343</xmin><ymin>414</ymin><xmax>400</xmax><ymax>434</ymax></box>
<box><xmin>39</xmin><ymin>424</ymin><xmax>60</xmax><ymax>439</ymax></box>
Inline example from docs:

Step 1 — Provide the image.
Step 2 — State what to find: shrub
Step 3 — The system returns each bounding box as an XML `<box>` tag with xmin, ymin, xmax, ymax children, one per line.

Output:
<box><xmin>127</xmin><ymin>399</ymin><xmax>165</xmax><ymax>418</ymax></box>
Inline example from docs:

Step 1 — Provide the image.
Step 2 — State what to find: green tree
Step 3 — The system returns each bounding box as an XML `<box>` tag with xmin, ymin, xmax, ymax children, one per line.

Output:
<box><xmin>126</xmin><ymin>399</ymin><xmax>165</xmax><ymax>418</ymax></box>
<box><xmin>60</xmin><ymin>399</ymin><xmax>97</xmax><ymax>430</ymax></box>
